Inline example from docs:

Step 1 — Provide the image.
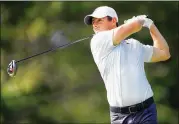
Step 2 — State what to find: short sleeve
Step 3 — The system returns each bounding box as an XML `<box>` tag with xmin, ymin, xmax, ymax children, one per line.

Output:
<box><xmin>131</xmin><ymin>39</ymin><xmax>153</xmax><ymax>62</ymax></box>
<box><xmin>141</xmin><ymin>44</ymin><xmax>154</xmax><ymax>62</ymax></box>
<box><xmin>90</xmin><ymin>30</ymin><xmax>116</xmax><ymax>61</ymax></box>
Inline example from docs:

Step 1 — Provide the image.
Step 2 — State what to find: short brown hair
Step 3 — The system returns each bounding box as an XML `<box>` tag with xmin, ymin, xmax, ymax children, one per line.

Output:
<box><xmin>107</xmin><ymin>16</ymin><xmax>119</xmax><ymax>27</ymax></box>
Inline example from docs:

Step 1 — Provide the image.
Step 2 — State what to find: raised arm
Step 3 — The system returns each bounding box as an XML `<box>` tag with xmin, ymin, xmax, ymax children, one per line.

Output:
<box><xmin>112</xmin><ymin>17</ymin><xmax>143</xmax><ymax>45</ymax></box>
<box><xmin>149</xmin><ymin>24</ymin><xmax>171</xmax><ymax>62</ymax></box>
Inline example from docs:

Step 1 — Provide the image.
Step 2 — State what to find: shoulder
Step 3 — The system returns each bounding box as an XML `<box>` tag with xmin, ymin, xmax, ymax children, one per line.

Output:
<box><xmin>124</xmin><ymin>38</ymin><xmax>143</xmax><ymax>50</ymax></box>
<box><xmin>126</xmin><ymin>38</ymin><xmax>142</xmax><ymax>46</ymax></box>
<box><xmin>91</xmin><ymin>30</ymin><xmax>113</xmax><ymax>48</ymax></box>
<box><xmin>92</xmin><ymin>30</ymin><xmax>113</xmax><ymax>41</ymax></box>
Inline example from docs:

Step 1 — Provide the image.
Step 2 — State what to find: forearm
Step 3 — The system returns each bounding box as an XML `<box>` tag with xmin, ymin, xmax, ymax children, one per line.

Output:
<box><xmin>113</xmin><ymin>18</ymin><xmax>143</xmax><ymax>45</ymax></box>
<box><xmin>150</xmin><ymin>24</ymin><xmax>170</xmax><ymax>54</ymax></box>
<box><xmin>131</xmin><ymin>19</ymin><xmax>144</xmax><ymax>33</ymax></box>
<box><xmin>124</xmin><ymin>17</ymin><xmax>144</xmax><ymax>34</ymax></box>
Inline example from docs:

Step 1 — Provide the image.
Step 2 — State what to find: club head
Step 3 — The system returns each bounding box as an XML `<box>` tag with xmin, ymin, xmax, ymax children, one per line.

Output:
<box><xmin>7</xmin><ymin>60</ymin><xmax>17</xmax><ymax>77</ymax></box>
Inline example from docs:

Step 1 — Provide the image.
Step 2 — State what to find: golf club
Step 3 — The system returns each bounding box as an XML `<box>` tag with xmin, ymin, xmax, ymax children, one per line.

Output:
<box><xmin>7</xmin><ymin>34</ymin><xmax>94</xmax><ymax>77</ymax></box>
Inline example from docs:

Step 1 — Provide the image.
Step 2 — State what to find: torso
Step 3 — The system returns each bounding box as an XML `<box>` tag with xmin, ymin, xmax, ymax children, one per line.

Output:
<box><xmin>90</xmin><ymin>31</ymin><xmax>153</xmax><ymax>107</ymax></box>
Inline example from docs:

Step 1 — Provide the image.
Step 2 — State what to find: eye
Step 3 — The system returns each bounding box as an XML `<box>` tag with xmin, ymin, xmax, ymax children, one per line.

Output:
<box><xmin>92</xmin><ymin>18</ymin><xmax>103</xmax><ymax>24</ymax></box>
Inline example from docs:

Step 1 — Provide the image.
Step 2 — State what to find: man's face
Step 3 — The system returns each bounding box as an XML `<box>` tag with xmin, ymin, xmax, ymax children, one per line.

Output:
<box><xmin>92</xmin><ymin>16</ymin><xmax>116</xmax><ymax>33</ymax></box>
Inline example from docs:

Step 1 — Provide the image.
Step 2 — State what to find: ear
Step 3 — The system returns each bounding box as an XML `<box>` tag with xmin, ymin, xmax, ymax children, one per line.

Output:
<box><xmin>112</xmin><ymin>17</ymin><xmax>117</xmax><ymax>26</ymax></box>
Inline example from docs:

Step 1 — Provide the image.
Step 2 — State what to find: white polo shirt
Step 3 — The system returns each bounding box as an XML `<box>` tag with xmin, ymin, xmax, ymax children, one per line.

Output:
<box><xmin>90</xmin><ymin>29</ymin><xmax>154</xmax><ymax>107</ymax></box>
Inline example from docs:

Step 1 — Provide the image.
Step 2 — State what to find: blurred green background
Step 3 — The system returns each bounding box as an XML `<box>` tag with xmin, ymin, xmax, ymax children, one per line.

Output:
<box><xmin>1</xmin><ymin>1</ymin><xmax>178</xmax><ymax>124</ymax></box>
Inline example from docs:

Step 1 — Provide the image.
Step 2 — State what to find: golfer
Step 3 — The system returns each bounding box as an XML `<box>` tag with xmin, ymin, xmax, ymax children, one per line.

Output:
<box><xmin>84</xmin><ymin>6</ymin><xmax>170</xmax><ymax>124</ymax></box>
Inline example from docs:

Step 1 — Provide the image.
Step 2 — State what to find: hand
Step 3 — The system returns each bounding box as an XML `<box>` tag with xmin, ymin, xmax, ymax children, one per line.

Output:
<box><xmin>136</xmin><ymin>15</ymin><xmax>153</xmax><ymax>29</ymax></box>
<box><xmin>124</xmin><ymin>16</ymin><xmax>137</xmax><ymax>24</ymax></box>
<box><xmin>124</xmin><ymin>15</ymin><xmax>153</xmax><ymax>29</ymax></box>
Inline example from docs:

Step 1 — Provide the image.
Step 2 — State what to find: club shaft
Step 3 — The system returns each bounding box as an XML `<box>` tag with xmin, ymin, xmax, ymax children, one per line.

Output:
<box><xmin>16</xmin><ymin>35</ymin><xmax>94</xmax><ymax>63</ymax></box>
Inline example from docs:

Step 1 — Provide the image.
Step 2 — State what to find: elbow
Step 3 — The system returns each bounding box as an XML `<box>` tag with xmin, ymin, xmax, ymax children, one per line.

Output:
<box><xmin>166</xmin><ymin>52</ymin><xmax>171</xmax><ymax>60</ymax></box>
<box><xmin>163</xmin><ymin>51</ymin><xmax>171</xmax><ymax>61</ymax></box>
<box><xmin>165</xmin><ymin>47</ymin><xmax>171</xmax><ymax>60</ymax></box>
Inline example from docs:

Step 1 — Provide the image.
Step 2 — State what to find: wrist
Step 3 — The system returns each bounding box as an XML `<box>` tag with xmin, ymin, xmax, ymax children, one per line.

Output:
<box><xmin>135</xmin><ymin>19</ymin><xmax>143</xmax><ymax>32</ymax></box>
<box><xmin>149</xmin><ymin>23</ymin><xmax>158</xmax><ymax>34</ymax></box>
<box><xmin>143</xmin><ymin>18</ymin><xmax>153</xmax><ymax>29</ymax></box>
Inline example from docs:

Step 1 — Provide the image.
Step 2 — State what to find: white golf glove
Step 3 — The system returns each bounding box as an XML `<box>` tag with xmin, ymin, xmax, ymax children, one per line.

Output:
<box><xmin>124</xmin><ymin>15</ymin><xmax>153</xmax><ymax>29</ymax></box>
<box><xmin>136</xmin><ymin>15</ymin><xmax>153</xmax><ymax>29</ymax></box>
<box><xmin>124</xmin><ymin>16</ymin><xmax>137</xmax><ymax>24</ymax></box>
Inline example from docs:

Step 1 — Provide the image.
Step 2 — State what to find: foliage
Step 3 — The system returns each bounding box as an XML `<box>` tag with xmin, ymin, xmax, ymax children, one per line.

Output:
<box><xmin>1</xmin><ymin>1</ymin><xmax>178</xmax><ymax>124</ymax></box>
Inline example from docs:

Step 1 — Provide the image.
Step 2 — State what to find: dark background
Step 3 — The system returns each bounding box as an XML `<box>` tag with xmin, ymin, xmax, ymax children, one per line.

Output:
<box><xmin>1</xmin><ymin>1</ymin><xmax>178</xmax><ymax>124</ymax></box>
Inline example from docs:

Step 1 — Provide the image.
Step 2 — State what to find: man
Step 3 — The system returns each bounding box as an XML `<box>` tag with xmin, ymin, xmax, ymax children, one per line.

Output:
<box><xmin>84</xmin><ymin>6</ymin><xmax>170</xmax><ymax>124</ymax></box>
